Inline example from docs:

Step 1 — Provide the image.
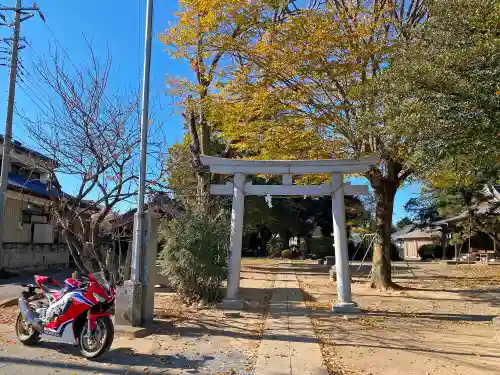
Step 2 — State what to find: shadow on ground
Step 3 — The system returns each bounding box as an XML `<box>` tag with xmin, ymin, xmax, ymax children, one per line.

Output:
<box><xmin>0</xmin><ymin>341</ymin><xmax>213</xmax><ymax>374</ymax></box>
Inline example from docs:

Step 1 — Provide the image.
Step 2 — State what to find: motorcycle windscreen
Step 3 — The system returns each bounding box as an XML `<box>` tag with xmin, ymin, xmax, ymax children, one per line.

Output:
<box><xmin>90</xmin><ymin>272</ymin><xmax>111</xmax><ymax>295</ymax></box>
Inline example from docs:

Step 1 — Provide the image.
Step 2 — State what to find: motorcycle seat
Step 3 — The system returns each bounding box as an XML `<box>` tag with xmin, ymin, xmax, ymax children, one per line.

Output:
<box><xmin>41</xmin><ymin>283</ymin><xmax>62</xmax><ymax>293</ymax></box>
<box><xmin>39</xmin><ymin>277</ymin><xmax>62</xmax><ymax>293</ymax></box>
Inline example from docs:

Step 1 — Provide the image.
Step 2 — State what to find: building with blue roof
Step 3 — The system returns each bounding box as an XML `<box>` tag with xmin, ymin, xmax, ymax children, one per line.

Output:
<box><xmin>0</xmin><ymin>137</ymin><xmax>69</xmax><ymax>271</ymax></box>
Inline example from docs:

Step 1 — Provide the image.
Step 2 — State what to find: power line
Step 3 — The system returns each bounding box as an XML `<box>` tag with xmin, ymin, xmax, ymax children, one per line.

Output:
<box><xmin>43</xmin><ymin>21</ymin><xmax>122</xmax><ymax>115</ymax></box>
<box><xmin>19</xmin><ymin>35</ymin><xmax>96</xmax><ymax>124</ymax></box>
<box><xmin>18</xmin><ymin>47</ymin><xmax>55</xmax><ymax>100</ymax></box>
<box><xmin>0</xmin><ymin>3</ymin><xmax>13</xmax><ymax>23</ymax></box>
<box><xmin>17</xmin><ymin>80</ymin><xmax>51</xmax><ymax>116</ymax></box>
<box><xmin>15</xmin><ymin>47</ymin><xmax>69</xmax><ymax>121</ymax></box>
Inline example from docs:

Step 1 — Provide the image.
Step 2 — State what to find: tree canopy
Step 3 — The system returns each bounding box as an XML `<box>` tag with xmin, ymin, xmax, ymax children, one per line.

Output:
<box><xmin>393</xmin><ymin>0</ymin><xmax>500</xmax><ymax>190</ymax></box>
<box><xmin>163</xmin><ymin>0</ymin><xmax>499</xmax><ymax>288</ymax></box>
<box><xmin>205</xmin><ymin>0</ymin><xmax>427</xmax><ymax>288</ymax></box>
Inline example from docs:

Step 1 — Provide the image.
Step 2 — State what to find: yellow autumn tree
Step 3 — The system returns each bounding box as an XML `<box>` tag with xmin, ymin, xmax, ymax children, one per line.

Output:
<box><xmin>210</xmin><ymin>1</ymin><xmax>427</xmax><ymax>289</ymax></box>
<box><xmin>160</xmin><ymin>0</ymin><xmax>258</xmax><ymax>199</ymax></box>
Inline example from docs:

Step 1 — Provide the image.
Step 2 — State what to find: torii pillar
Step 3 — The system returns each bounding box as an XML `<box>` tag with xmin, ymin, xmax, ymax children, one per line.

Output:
<box><xmin>226</xmin><ymin>172</ymin><xmax>246</xmax><ymax>301</ymax></box>
<box><xmin>200</xmin><ymin>155</ymin><xmax>378</xmax><ymax>312</ymax></box>
<box><xmin>331</xmin><ymin>173</ymin><xmax>357</xmax><ymax>311</ymax></box>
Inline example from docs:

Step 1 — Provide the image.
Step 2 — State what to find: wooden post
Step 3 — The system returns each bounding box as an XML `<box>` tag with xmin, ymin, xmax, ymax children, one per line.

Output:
<box><xmin>441</xmin><ymin>233</ymin><xmax>447</xmax><ymax>260</ymax></box>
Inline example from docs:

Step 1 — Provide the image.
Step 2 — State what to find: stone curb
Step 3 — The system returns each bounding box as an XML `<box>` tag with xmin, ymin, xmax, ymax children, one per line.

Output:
<box><xmin>115</xmin><ymin>324</ymin><xmax>152</xmax><ymax>339</ymax></box>
<box><xmin>0</xmin><ymin>298</ymin><xmax>18</xmax><ymax>308</ymax></box>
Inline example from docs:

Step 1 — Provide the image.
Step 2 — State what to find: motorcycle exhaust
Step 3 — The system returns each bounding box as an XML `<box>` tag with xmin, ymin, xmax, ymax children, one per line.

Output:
<box><xmin>18</xmin><ymin>297</ymin><xmax>42</xmax><ymax>332</ymax></box>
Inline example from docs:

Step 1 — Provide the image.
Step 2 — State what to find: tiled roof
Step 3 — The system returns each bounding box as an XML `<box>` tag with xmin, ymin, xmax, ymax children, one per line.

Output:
<box><xmin>391</xmin><ymin>224</ymin><xmax>417</xmax><ymax>241</ymax></box>
<box><xmin>432</xmin><ymin>184</ymin><xmax>500</xmax><ymax>225</ymax></box>
<box><xmin>398</xmin><ymin>228</ymin><xmax>441</xmax><ymax>239</ymax></box>
<box><xmin>0</xmin><ymin>136</ymin><xmax>55</xmax><ymax>163</ymax></box>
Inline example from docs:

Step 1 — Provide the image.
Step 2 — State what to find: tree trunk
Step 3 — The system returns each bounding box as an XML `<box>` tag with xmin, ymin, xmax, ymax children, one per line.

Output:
<box><xmin>105</xmin><ymin>247</ymin><xmax>119</xmax><ymax>287</ymax></box>
<box><xmin>198</xmin><ymin>94</ymin><xmax>213</xmax><ymax>208</ymax></box>
<box><xmin>62</xmin><ymin>229</ymin><xmax>88</xmax><ymax>274</ymax></box>
<box><xmin>185</xmin><ymin>99</ymin><xmax>211</xmax><ymax>207</ymax></box>
<box><xmin>123</xmin><ymin>241</ymin><xmax>132</xmax><ymax>280</ymax></box>
<box><xmin>441</xmin><ymin>233</ymin><xmax>448</xmax><ymax>260</ymax></box>
<box><xmin>486</xmin><ymin>233</ymin><xmax>500</xmax><ymax>257</ymax></box>
<box><xmin>197</xmin><ymin>174</ymin><xmax>211</xmax><ymax>205</ymax></box>
<box><xmin>370</xmin><ymin>181</ymin><xmax>399</xmax><ymax>289</ymax></box>
<box><xmin>199</xmin><ymin>108</ymin><xmax>211</xmax><ymax>157</ymax></box>
<box><xmin>280</xmin><ymin>230</ymin><xmax>291</xmax><ymax>250</ymax></box>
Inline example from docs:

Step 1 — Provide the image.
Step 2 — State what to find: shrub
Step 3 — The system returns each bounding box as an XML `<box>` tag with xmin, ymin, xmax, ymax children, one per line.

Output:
<box><xmin>267</xmin><ymin>236</ymin><xmax>284</xmax><ymax>258</ymax></box>
<box><xmin>310</xmin><ymin>237</ymin><xmax>334</xmax><ymax>259</ymax></box>
<box><xmin>159</xmin><ymin>207</ymin><xmax>229</xmax><ymax>303</ymax></box>
<box><xmin>299</xmin><ymin>240</ymin><xmax>308</xmax><ymax>255</ymax></box>
<box><xmin>281</xmin><ymin>249</ymin><xmax>299</xmax><ymax>259</ymax></box>
<box><xmin>310</xmin><ymin>237</ymin><xmax>335</xmax><ymax>258</ymax></box>
<box><xmin>390</xmin><ymin>243</ymin><xmax>402</xmax><ymax>261</ymax></box>
<box><xmin>268</xmin><ymin>248</ymin><xmax>282</xmax><ymax>258</ymax></box>
<box><xmin>418</xmin><ymin>244</ymin><xmax>443</xmax><ymax>260</ymax></box>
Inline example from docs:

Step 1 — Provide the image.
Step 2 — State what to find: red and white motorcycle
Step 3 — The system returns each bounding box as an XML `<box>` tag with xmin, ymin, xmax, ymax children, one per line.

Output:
<box><xmin>16</xmin><ymin>272</ymin><xmax>115</xmax><ymax>359</ymax></box>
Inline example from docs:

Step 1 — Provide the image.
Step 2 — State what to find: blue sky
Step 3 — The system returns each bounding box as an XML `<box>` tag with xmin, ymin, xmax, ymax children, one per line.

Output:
<box><xmin>0</xmin><ymin>0</ymin><xmax>419</xmax><ymax>222</ymax></box>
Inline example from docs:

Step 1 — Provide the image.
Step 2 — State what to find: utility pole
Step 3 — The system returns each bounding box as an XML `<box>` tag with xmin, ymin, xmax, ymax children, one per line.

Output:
<box><xmin>0</xmin><ymin>1</ymin><xmax>44</xmax><ymax>267</ymax></box>
<box><xmin>119</xmin><ymin>0</ymin><xmax>154</xmax><ymax>327</ymax></box>
<box><xmin>131</xmin><ymin>0</ymin><xmax>154</xmax><ymax>284</ymax></box>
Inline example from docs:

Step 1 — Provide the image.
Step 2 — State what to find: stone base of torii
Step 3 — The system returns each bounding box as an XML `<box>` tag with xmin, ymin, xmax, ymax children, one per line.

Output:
<box><xmin>200</xmin><ymin>155</ymin><xmax>378</xmax><ymax>313</ymax></box>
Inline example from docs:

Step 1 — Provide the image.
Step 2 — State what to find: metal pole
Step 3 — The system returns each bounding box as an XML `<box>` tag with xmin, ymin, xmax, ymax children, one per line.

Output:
<box><xmin>130</xmin><ymin>0</ymin><xmax>154</xmax><ymax>282</ymax></box>
<box><xmin>357</xmin><ymin>234</ymin><xmax>375</xmax><ymax>273</ymax></box>
<box><xmin>0</xmin><ymin>0</ymin><xmax>22</xmax><ymax>266</ymax></box>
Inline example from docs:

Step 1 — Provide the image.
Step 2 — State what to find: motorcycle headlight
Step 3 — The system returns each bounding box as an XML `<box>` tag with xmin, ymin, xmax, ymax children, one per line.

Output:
<box><xmin>93</xmin><ymin>293</ymin><xmax>107</xmax><ymax>303</ymax></box>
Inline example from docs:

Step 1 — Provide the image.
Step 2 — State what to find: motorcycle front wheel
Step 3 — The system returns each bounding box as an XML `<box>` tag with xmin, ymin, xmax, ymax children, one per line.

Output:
<box><xmin>78</xmin><ymin>316</ymin><xmax>114</xmax><ymax>359</ymax></box>
<box><xmin>15</xmin><ymin>313</ymin><xmax>40</xmax><ymax>345</ymax></box>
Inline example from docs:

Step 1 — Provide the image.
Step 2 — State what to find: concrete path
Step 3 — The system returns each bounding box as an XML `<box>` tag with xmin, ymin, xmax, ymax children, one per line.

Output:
<box><xmin>253</xmin><ymin>267</ymin><xmax>328</xmax><ymax>375</ymax></box>
<box><xmin>0</xmin><ymin>264</ymin><xmax>328</xmax><ymax>374</ymax></box>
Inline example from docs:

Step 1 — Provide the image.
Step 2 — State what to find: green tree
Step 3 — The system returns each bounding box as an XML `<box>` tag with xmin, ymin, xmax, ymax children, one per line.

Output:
<box><xmin>393</xmin><ymin>0</ymin><xmax>500</xmax><ymax>253</ymax></box>
<box><xmin>403</xmin><ymin>192</ymin><xmax>441</xmax><ymax>224</ymax></box>
<box><xmin>165</xmin><ymin>136</ymin><xmax>198</xmax><ymax>204</ymax></box>
<box><xmin>393</xmin><ymin>0</ymin><xmax>500</xmax><ymax>190</ymax></box>
<box><xmin>434</xmin><ymin>184</ymin><xmax>500</xmax><ymax>251</ymax></box>
<box><xmin>395</xmin><ymin>217</ymin><xmax>413</xmax><ymax>230</ymax></box>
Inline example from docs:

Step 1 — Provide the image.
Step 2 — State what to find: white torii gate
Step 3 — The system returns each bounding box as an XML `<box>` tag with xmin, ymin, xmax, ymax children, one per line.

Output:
<box><xmin>200</xmin><ymin>155</ymin><xmax>378</xmax><ymax>313</ymax></box>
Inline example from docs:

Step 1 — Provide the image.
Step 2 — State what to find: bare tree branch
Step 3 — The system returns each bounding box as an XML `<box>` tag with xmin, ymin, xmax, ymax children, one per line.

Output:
<box><xmin>22</xmin><ymin>44</ymin><xmax>164</xmax><ymax>282</ymax></box>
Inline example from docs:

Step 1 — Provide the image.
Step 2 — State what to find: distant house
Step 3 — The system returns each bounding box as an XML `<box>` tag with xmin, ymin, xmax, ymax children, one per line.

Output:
<box><xmin>396</xmin><ymin>228</ymin><xmax>441</xmax><ymax>259</ymax></box>
<box><xmin>394</xmin><ymin>184</ymin><xmax>500</xmax><ymax>260</ymax></box>
<box><xmin>0</xmin><ymin>137</ymin><xmax>70</xmax><ymax>271</ymax></box>
<box><xmin>432</xmin><ymin>184</ymin><xmax>500</xmax><ymax>259</ymax></box>
<box><xmin>433</xmin><ymin>185</ymin><xmax>500</xmax><ymax>226</ymax></box>
<box><xmin>107</xmin><ymin>193</ymin><xmax>182</xmax><ymax>252</ymax></box>
<box><xmin>392</xmin><ymin>224</ymin><xmax>416</xmax><ymax>247</ymax></box>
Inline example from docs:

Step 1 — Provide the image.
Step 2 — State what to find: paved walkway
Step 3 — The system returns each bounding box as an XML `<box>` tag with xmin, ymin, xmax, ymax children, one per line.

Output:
<box><xmin>0</xmin><ymin>264</ymin><xmax>328</xmax><ymax>374</ymax></box>
<box><xmin>254</xmin><ymin>267</ymin><xmax>328</xmax><ymax>375</ymax></box>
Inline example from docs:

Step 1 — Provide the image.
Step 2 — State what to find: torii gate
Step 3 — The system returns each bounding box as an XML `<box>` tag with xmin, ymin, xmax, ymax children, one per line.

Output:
<box><xmin>200</xmin><ymin>155</ymin><xmax>378</xmax><ymax>313</ymax></box>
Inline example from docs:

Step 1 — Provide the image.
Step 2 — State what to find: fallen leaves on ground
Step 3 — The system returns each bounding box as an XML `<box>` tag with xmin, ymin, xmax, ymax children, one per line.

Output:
<box><xmin>296</xmin><ymin>263</ymin><xmax>500</xmax><ymax>375</ymax></box>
